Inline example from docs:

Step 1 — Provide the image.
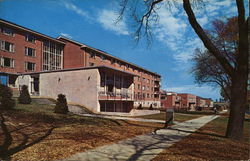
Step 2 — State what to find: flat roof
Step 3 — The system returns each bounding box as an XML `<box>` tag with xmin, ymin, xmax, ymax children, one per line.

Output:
<box><xmin>19</xmin><ymin>65</ymin><xmax>137</xmax><ymax>76</ymax></box>
<box><xmin>0</xmin><ymin>19</ymin><xmax>65</xmax><ymax>44</ymax></box>
<box><xmin>57</xmin><ymin>36</ymin><xmax>161</xmax><ymax>77</ymax></box>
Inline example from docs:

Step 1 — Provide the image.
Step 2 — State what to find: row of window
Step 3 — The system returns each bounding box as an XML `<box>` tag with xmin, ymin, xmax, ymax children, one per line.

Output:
<box><xmin>138</xmin><ymin>77</ymin><xmax>155</xmax><ymax>84</ymax></box>
<box><xmin>1</xmin><ymin>27</ymin><xmax>36</xmax><ymax>43</ymax></box>
<box><xmin>135</xmin><ymin>92</ymin><xmax>155</xmax><ymax>99</ymax></box>
<box><xmin>137</xmin><ymin>84</ymin><xmax>154</xmax><ymax>92</ymax></box>
<box><xmin>89</xmin><ymin>51</ymin><xmax>160</xmax><ymax>78</ymax></box>
<box><xmin>0</xmin><ymin>57</ymin><xmax>35</xmax><ymax>71</ymax></box>
<box><xmin>0</xmin><ymin>40</ymin><xmax>36</xmax><ymax>57</ymax></box>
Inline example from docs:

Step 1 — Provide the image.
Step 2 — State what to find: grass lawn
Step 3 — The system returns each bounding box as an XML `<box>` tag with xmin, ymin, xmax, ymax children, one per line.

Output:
<box><xmin>0</xmin><ymin>101</ymin><xmax>163</xmax><ymax>161</ymax></box>
<box><xmin>136</xmin><ymin>112</ymin><xmax>206</xmax><ymax>122</ymax></box>
<box><xmin>153</xmin><ymin>115</ymin><xmax>250</xmax><ymax>161</ymax></box>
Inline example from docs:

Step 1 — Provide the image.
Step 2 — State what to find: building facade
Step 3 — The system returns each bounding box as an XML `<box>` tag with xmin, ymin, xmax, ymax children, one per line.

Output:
<box><xmin>0</xmin><ymin>19</ymin><xmax>161</xmax><ymax>113</ymax></box>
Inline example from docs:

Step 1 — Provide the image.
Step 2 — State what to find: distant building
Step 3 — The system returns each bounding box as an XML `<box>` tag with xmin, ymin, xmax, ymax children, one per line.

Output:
<box><xmin>160</xmin><ymin>91</ymin><xmax>213</xmax><ymax>111</ymax></box>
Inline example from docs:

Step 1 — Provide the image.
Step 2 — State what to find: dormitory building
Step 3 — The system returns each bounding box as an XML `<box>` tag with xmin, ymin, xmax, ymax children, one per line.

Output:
<box><xmin>0</xmin><ymin>19</ymin><xmax>161</xmax><ymax>113</ymax></box>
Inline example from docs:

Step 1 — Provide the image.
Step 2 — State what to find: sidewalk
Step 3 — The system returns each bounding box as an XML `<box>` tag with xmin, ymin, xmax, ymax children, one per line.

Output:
<box><xmin>62</xmin><ymin>115</ymin><xmax>219</xmax><ymax>161</ymax></box>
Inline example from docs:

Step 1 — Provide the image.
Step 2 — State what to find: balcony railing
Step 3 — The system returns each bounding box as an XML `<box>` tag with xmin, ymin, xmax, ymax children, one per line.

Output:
<box><xmin>98</xmin><ymin>91</ymin><xmax>134</xmax><ymax>101</ymax></box>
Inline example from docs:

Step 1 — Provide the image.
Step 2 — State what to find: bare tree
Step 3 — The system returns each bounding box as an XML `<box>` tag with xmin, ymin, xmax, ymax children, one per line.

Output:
<box><xmin>192</xmin><ymin>49</ymin><xmax>231</xmax><ymax>101</ymax></box>
<box><xmin>118</xmin><ymin>0</ymin><xmax>249</xmax><ymax>140</ymax></box>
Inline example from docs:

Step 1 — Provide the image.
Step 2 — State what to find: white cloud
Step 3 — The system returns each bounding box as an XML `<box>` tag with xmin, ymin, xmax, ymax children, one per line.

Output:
<box><xmin>154</xmin><ymin>6</ymin><xmax>187</xmax><ymax>51</ymax></box>
<box><xmin>166</xmin><ymin>84</ymin><xmax>220</xmax><ymax>99</ymax></box>
<box><xmin>97</xmin><ymin>9</ymin><xmax>129</xmax><ymax>35</ymax></box>
<box><xmin>63</xmin><ymin>2</ymin><xmax>91</xmax><ymax>20</ymax></box>
<box><xmin>60</xmin><ymin>33</ymin><xmax>72</xmax><ymax>39</ymax></box>
<box><xmin>197</xmin><ymin>16</ymin><xmax>208</xmax><ymax>26</ymax></box>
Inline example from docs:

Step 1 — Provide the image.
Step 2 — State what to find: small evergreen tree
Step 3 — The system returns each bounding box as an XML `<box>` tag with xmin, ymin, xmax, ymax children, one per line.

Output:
<box><xmin>149</xmin><ymin>104</ymin><xmax>153</xmax><ymax>110</ymax></box>
<box><xmin>54</xmin><ymin>94</ymin><xmax>68</xmax><ymax>114</ymax></box>
<box><xmin>18</xmin><ymin>85</ymin><xmax>31</xmax><ymax>104</ymax></box>
<box><xmin>0</xmin><ymin>84</ymin><xmax>15</xmax><ymax>109</ymax></box>
<box><xmin>137</xmin><ymin>104</ymin><xmax>142</xmax><ymax>110</ymax></box>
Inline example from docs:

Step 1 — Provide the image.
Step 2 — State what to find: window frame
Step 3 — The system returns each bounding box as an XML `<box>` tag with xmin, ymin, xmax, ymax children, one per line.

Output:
<box><xmin>2</xmin><ymin>27</ymin><xmax>14</xmax><ymax>37</ymax></box>
<box><xmin>25</xmin><ymin>61</ymin><xmax>36</xmax><ymax>71</ymax></box>
<box><xmin>0</xmin><ymin>40</ymin><xmax>15</xmax><ymax>52</ymax></box>
<box><xmin>25</xmin><ymin>47</ymin><xmax>36</xmax><ymax>57</ymax></box>
<box><xmin>1</xmin><ymin>57</ymin><xmax>15</xmax><ymax>68</ymax></box>
<box><xmin>25</xmin><ymin>34</ymin><xmax>36</xmax><ymax>43</ymax></box>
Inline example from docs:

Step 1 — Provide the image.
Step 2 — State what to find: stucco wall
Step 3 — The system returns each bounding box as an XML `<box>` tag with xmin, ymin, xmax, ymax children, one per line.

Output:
<box><xmin>39</xmin><ymin>69</ymin><xmax>100</xmax><ymax>112</ymax></box>
<box><xmin>16</xmin><ymin>75</ymin><xmax>32</xmax><ymax>93</ymax></box>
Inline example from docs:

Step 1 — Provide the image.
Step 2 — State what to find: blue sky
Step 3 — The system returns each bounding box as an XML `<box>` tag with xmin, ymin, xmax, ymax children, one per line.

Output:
<box><xmin>0</xmin><ymin>0</ymin><xmax>244</xmax><ymax>100</ymax></box>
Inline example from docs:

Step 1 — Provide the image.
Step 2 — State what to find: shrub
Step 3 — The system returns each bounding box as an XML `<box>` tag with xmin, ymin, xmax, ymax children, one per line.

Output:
<box><xmin>137</xmin><ymin>104</ymin><xmax>142</xmax><ymax>110</ymax></box>
<box><xmin>54</xmin><ymin>94</ymin><xmax>68</xmax><ymax>114</ymax></box>
<box><xmin>0</xmin><ymin>84</ymin><xmax>15</xmax><ymax>109</ymax></box>
<box><xmin>149</xmin><ymin>104</ymin><xmax>153</xmax><ymax>110</ymax></box>
<box><xmin>18</xmin><ymin>85</ymin><xmax>31</xmax><ymax>104</ymax></box>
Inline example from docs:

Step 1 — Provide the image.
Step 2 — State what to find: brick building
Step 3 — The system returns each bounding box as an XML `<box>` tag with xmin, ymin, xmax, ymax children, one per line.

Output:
<box><xmin>160</xmin><ymin>90</ymin><xmax>181</xmax><ymax>109</ymax></box>
<box><xmin>0</xmin><ymin>19</ymin><xmax>161</xmax><ymax>113</ymax></box>
<box><xmin>160</xmin><ymin>90</ymin><xmax>213</xmax><ymax>111</ymax></box>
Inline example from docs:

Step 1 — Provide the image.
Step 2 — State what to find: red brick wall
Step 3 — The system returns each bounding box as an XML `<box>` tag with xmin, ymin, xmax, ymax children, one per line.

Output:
<box><xmin>0</xmin><ymin>25</ymin><xmax>43</xmax><ymax>74</ymax></box>
<box><xmin>59</xmin><ymin>40</ymin><xmax>86</xmax><ymax>69</ymax></box>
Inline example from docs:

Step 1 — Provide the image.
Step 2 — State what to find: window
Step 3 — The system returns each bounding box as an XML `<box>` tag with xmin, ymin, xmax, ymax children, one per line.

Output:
<box><xmin>142</xmin><ymin>85</ymin><xmax>145</xmax><ymax>91</ymax></box>
<box><xmin>25</xmin><ymin>62</ymin><xmax>35</xmax><ymax>71</ymax></box>
<box><xmin>89</xmin><ymin>52</ymin><xmax>95</xmax><ymax>58</ymax></box>
<box><xmin>142</xmin><ymin>93</ymin><xmax>145</xmax><ymax>99</ymax></box>
<box><xmin>151</xmin><ymin>87</ymin><xmax>154</xmax><ymax>91</ymax></box>
<box><xmin>138</xmin><ymin>84</ymin><xmax>140</xmax><ymax>90</ymax></box>
<box><xmin>42</xmin><ymin>41</ymin><xmax>63</xmax><ymax>71</ymax></box>
<box><xmin>147</xmin><ymin>79</ymin><xmax>150</xmax><ymax>83</ymax></box>
<box><xmin>117</xmin><ymin>61</ymin><xmax>122</xmax><ymax>67</ymax></box>
<box><xmin>0</xmin><ymin>41</ymin><xmax>14</xmax><ymax>52</ymax></box>
<box><xmin>101</xmin><ymin>55</ymin><xmax>106</xmax><ymax>61</ymax></box>
<box><xmin>147</xmin><ymin>93</ymin><xmax>150</xmax><ymax>98</ymax></box>
<box><xmin>143</xmin><ymin>78</ymin><xmax>146</xmax><ymax>82</ymax></box>
<box><xmin>111</xmin><ymin>58</ymin><xmax>115</xmax><ymax>64</ymax></box>
<box><xmin>138</xmin><ymin>77</ymin><xmax>140</xmax><ymax>81</ymax></box>
<box><xmin>89</xmin><ymin>62</ymin><xmax>95</xmax><ymax>66</ymax></box>
<box><xmin>2</xmin><ymin>28</ymin><xmax>14</xmax><ymax>36</ymax></box>
<box><xmin>26</xmin><ymin>34</ymin><xmax>35</xmax><ymax>43</ymax></box>
<box><xmin>1</xmin><ymin>57</ymin><xmax>14</xmax><ymax>68</ymax></box>
<box><xmin>25</xmin><ymin>47</ymin><xmax>36</xmax><ymax>57</ymax></box>
<box><xmin>126</xmin><ymin>64</ymin><xmax>129</xmax><ymax>69</ymax></box>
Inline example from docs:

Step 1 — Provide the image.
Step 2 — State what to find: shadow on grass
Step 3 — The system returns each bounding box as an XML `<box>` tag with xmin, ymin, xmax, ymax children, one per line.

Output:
<box><xmin>167</xmin><ymin>126</ymin><xmax>226</xmax><ymax>138</ymax></box>
<box><xmin>0</xmin><ymin>114</ymin><xmax>55</xmax><ymax>160</ymax></box>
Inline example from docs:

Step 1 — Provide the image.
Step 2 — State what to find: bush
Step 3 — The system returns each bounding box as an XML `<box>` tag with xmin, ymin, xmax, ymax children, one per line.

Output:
<box><xmin>137</xmin><ymin>104</ymin><xmax>142</xmax><ymax>110</ymax></box>
<box><xmin>149</xmin><ymin>104</ymin><xmax>153</xmax><ymax>110</ymax></box>
<box><xmin>0</xmin><ymin>84</ymin><xmax>15</xmax><ymax>109</ymax></box>
<box><xmin>54</xmin><ymin>94</ymin><xmax>68</xmax><ymax>114</ymax></box>
<box><xmin>18</xmin><ymin>85</ymin><xmax>31</xmax><ymax>104</ymax></box>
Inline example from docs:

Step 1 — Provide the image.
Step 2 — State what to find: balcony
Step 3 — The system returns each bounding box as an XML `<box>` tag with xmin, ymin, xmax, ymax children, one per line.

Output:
<box><xmin>154</xmin><ymin>77</ymin><xmax>161</xmax><ymax>82</ymax></box>
<box><xmin>154</xmin><ymin>84</ymin><xmax>160</xmax><ymax>88</ymax></box>
<box><xmin>98</xmin><ymin>91</ymin><xmax>134</xmax><ymax>101</ymax></box>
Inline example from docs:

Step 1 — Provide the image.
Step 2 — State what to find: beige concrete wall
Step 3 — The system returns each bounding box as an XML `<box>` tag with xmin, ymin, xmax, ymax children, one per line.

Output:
<box><xmin>39</xmin><ymin>69</ymin><xmax>100</xmax><ymax>112</ymax></box>
<box><xmin>16</xmin><ymin>75</ymin><xmax>32</xmax><ymax>93</ymax></box>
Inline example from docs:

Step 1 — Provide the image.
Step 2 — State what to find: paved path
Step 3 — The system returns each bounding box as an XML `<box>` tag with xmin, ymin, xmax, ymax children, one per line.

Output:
<box><xmin>63</xmin><ymin>115</ymin><xmax>219</xmax><ymax>161</ymax></box>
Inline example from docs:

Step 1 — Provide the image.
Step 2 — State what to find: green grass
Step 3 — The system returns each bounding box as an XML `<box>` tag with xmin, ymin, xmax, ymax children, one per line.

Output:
<box><xmin>15</xmin><ymin>100</ymin><xmax>55</xmax><ymax>115</ymax></box>
<box><xmin>136</xmin><ymin>112</ymin><xmax>206</xmax><ymax>122</ymax></box>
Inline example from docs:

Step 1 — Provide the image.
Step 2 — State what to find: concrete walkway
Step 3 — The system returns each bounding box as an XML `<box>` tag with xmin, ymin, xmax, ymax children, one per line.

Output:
<box><xmin>63</xmin><ymin>115</ymin><xmax>219</xmax><ymax>161</ymax></box>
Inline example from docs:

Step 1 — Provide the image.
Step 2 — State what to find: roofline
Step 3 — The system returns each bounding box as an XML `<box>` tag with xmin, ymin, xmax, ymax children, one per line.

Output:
<box><xmin>0</xmin><ymin>72</ymin><xmax>18</xmax><ymax>76</ymax></box>
<box><xmin>58</xmin><ymin>36</ymin><xmax>161</xmax><ymax>77</ymax></box>
<box><xmin>18</xmin><ymin>65</ymin><xmax>137</xmax><ymax>76</ymax></box>
<box><xmin>0</xmin><ymin>19</ymin><xmax>65</xmax><ymax>44</ymax></box>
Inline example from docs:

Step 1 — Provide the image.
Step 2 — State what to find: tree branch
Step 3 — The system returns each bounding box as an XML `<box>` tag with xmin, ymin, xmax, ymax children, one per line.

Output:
<box><xmin>183</xmin><ymin>0</ymin><xmax>234</xmax><ymax>77</ymax></box>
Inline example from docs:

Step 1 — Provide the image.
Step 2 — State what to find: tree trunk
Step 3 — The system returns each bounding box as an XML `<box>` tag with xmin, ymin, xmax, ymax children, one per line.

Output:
<box><xmin>226</xmin><ymin>71</ymin><xmax>248</xmax><ymax>140</ymax></box>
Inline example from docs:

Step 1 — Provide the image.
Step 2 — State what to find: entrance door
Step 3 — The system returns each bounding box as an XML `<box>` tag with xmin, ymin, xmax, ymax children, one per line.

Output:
<box><xmin>0</xmin><ymin>75</ymin><xmax>8</xmax><ymax>85</ymax></box>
